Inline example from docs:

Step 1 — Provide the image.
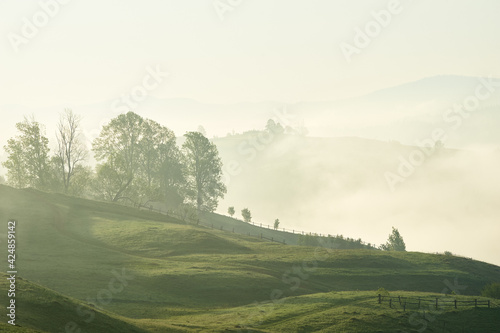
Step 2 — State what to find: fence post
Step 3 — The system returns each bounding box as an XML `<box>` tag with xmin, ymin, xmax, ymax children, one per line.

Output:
<box><xmin>399</xmin><ymin>296</ymin><xmax>401</xmax><ymax>305</ymax></box>
<box><xmin>418</xmin><ymin>298</ymin><xmax>421</xmax><ymax>309</ymax></box>
<box><xmin>260</xmin><ymin>233</ymin><xmax>262</xmax><ymax>239</ymax></box>
<box><xmin>271</xmin><ymin>237</ymin><xmax>273</xmax><ymax>242</ymax></box>
<box><xmin>378</xmin><ymin>294</ymin><xmax>382</xmax><ymax>304</ymax></box>
<box><xmin>475</xmin><ymin>299</ymin><xmax>477</xmax><ymax>308</ymax></box>
<box><xmin>454</xmin><ymin>300</ymin><xmax>457</xmax><ymax>309</ymax></box>
<box><xmin>389</xmin><ymin>299</ymin><xmax>392</xmax><ymax>308</ymax></box>
<box><xmin>436</xmin><ymin>298</ymin><xmax>438</xmax><ymax>310</ymax></box>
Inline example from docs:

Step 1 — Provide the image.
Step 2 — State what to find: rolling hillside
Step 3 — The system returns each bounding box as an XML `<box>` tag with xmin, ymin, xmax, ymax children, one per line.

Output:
<box><xmin>0</xmin><ymin>273</ymin><xmax>146</xmax><ymax>333</ymax></box>
<box><xmin>0</xmin><ymin>185</ymin><xmax>499</xmax><ymax>332</ymax></box>
<box><xmin>213</xmin><ymin>134</ymin><xmax>500</xmax><ymax>267</ymax></box>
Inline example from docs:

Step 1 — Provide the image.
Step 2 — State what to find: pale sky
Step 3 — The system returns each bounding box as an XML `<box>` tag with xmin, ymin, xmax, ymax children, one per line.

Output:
<box><xmin>1</xmin><ymin>0</ymin><xmax>500</xmax><ymax>107</ymax></box>
<box><xmin>1</xmin><ymin>1</ymin><xmax>500</xmax><ymax>266</ymax></box>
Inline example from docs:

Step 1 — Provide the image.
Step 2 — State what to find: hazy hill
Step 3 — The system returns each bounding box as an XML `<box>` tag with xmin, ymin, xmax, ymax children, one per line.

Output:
<box><xmin>0</xmin><ymin>185</ymin><xmax>499</xmax><ymax>332</ymax></box>
<box><xmin>1</xmin><ymin>75</ymin><xmax>499</xmax><ymax>161</ymax></box>
<box><xmin>212</xmin><ymin>133</ymin><xmax>500</xmax><ymax>267</ymax></box>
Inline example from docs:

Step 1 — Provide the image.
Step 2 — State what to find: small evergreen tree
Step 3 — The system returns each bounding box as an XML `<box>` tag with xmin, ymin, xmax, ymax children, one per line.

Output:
<box><xmin>380</xmin><ymin>227</ymin><xmax>406</xmax><ymax>251</ymax></box>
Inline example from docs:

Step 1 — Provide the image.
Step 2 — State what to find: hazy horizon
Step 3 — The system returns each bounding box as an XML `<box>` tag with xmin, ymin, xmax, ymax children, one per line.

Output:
<box><xmin>1</xmin><ymin>0</ymin><xmax>499</xmax><ymax>271</ymax></box>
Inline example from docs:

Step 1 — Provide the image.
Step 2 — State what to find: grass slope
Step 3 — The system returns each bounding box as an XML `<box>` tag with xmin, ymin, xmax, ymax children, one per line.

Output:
<box><xmin>0</xmin><ymin>184</ymin><xmax>499</xmax><ymax>332</ymax></box>
<box><xmin>0</xmin><ymin>273</ymin><xmax>146</xmax><ymax>333</ymax></box>
<box><xmin>162</xmin><ymin>291</ymin><xmax>500</xmax><ymax>332</ymax></box>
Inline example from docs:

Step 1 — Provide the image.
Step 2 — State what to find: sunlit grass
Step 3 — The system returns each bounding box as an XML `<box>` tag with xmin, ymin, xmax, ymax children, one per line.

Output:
<box><xmin>0</xmin><ymin>185</ymin><xmax>499</xmax><ymax>332</ymax></box>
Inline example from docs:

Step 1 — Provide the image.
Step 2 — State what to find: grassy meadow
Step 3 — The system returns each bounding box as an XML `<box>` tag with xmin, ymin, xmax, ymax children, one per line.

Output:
<box><xmin>0</xmin><ymin>184</ymin><xmax>499</xmax><ymax>332</ymax></box>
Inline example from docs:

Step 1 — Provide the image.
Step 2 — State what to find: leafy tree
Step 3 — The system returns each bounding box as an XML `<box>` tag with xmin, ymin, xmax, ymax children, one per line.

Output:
<box><xmin>228</xmin><ymin>206</ymin><xmax>235</xmax><ymax>217</ymax></box>
<box><xmin>435</xmin><ymin>140</ymin><xmax>444</xmax><ymax>150</ymax></box>
<box><xmin>137</xmin><ymin>118</ymin><xmax>183</xmax><ymax>208</ymax></box>
<box><xmin>482</xmin><ymin>283</ymin><xmax>500</xmax><ymax>299</ymax></box>
<box><xmin>182</xmin><ymin>131</ymin><xmax>226</xmax><ymax>212</ymax></box>
<box><xmin>68</xmin><ymin>165</ymin><xmax>93</xmax><ymax>197</ymax></box>
<box><xmin>93</xmin><ymin>112</ymin><xmax>183</xmax><ymax>205</ymax></box>
<box><xmin>174</xmin><ymin>203</ymin><xmax>198</xmax><ymax>223</ymax></box>
<box><xmin>3</xmin><ymin>116</ymin><xmax>50</xmax><ymax>189</ymax></box>
<box><xmin>54</xmin><ymin>109</ymin><xmax>88</xmax><ymax>193</ymax></box>
<box><xmin>197</xmin><ymin>125</ymin><xmax>207</xmax><ymax>137</ymax></box>
<box><xmin>274</xmin><ymin>218</ymin><xmax>280</xmax><ymax>230</ymax></box>
<box><xmin>380</xmin><ymin>227</ymin><xmax>406</xmax><ymax>251</ymax></box>
<box><xmin>241</xmin><ymin>208</ymin><xmax>252</xmax><ymax>223</ymax></box>
<box><xmin>93</xmin><ymin>112</ymin><xmax>145</xmax><ymax>202</ymax></box>
<box><xmin>265</xmin><ymin>119</ymin><xmax>284</xmax><ymax>135</ymax></box>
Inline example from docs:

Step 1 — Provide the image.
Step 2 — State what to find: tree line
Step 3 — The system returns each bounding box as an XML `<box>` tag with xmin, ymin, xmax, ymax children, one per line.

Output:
<box><xmin>2</xmin><ymin>110</ymin><xmax>226</xmax><ymax>215</ymax></box>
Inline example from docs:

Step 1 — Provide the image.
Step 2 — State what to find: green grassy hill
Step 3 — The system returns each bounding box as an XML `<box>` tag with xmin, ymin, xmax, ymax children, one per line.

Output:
<box><xmin>200</xmin><ymin>211</ymin><xmax>375</xmax><ymax>249</ymax></box>
<box><xmin>0</xmin><ymin>273</ymin><xmax>146</xmax><ymax>333</ymax></box>
<box><xmin>0</xmin><ymin>185</ymin><xmax>499</xmax><ymax>332</ymax></box>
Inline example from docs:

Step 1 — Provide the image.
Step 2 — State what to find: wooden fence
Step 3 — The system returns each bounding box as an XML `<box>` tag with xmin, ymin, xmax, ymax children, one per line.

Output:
<box><xmin>132</xmin><ymin>203</ymin><xmax>288</xmax><ymax>245</ymax></box>
<box><xmin>205</xmin><ymin>223</ymin><xmax>287</xmax><ymax>244</ymax></box>
<box><xmin>378</xmin><ymin>294</ymin><xmax>493</xmax><ymax>312</ymax></box>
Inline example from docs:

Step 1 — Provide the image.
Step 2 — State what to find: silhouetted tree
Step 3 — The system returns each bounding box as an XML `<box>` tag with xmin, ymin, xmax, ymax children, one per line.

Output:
<box><xmin>182</xmin><ymin>131</ymin><xmax>226</xmax><ymax>212</ymax></box>
<box><xmin>228</xmin><ymin>206</ymin><xmax>235</xmax><ymax>217</ymax></box>
<box><xmin>3</xmin><ymin>116</ymin><xmax>50</xmax><ymax>189</ymax></box>
<box><xmin>241</xmin><ymin>208</ymin><xmax>252</xmax><ymax>223</ymax></box>
<box><xmin>380</xmin><ymin>227</ymin><xmax>406</xmax><ymax>251</ymax></box>
<box><xmin>482</xmin><ymin>283</ymin><xmax>500</xmax><ymax>299</ymax></box>
<box><xmin>55</xmin><ymin>109</ymin><xmax>88</xmax><ymax>193</ymax></box>
<box><xmin>265</xmin><ymin>119</ymin><xmax>284</xmax><ymax>135</ymax></box>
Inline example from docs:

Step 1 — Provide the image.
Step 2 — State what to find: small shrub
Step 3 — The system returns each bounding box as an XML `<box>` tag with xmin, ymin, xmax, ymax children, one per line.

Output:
<box><xmin>444</xmin><ymin>251</ymin><xmax>453</xmax><ymax>256</ymax></box>
<box><xmin>481</xmin><ymin>283</ymin><xmax>500</xmax><ymax>299</ymax></box>
<box><xmin>376</xmin><ymin>287</ymin><xmax>390</xmax><ymax>296</ymax></box>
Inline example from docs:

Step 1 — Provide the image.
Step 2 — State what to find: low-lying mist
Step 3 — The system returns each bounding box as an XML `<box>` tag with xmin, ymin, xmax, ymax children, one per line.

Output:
<box><xmin>215</xmin><ymin>134</ymin><xmax>500</xmax><ymax>266</ymax></box>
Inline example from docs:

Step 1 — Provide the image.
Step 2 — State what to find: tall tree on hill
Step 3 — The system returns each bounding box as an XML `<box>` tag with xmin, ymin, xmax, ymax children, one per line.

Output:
<box><xmin>241</xmin><ymin>208</ymin><xmax>252</xmax><ymax>223</ymax></box>
<box><xmin>54</xmin><ymin>109</ymin><xmax>88</xmax><ymax>193</ymax></box>
<box><xmin>93</xmin><ymin>112</ymin><xmax>145</xmax><ymax>202</ymax></box>
<box><xmin>265</xmin><ymin>119</ymin><xmax>284</xmax><ymax>135</ymax></box>
<box><xmin>93</xmin><ymin>112</ymin><xmax>183</xmax><ymax>205</ymax></box>
<box><xmin>137</xmin><ymin>118</ymin><xmax>184</xmax><ymax>207</ymax></box>
<box><xmin>380</xmin><ymin>227</ymin><xmax>406</xmax><ymax>252</ymax></box>
<box><xmin>182</xmin><ymin>131</ymin><xmax>226</xmax><ymax>212</ymax></box>
<box><xmin>3</xmin><ymin>116</ymin><xmax>50</xmax><ymax>189</ymax></box>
